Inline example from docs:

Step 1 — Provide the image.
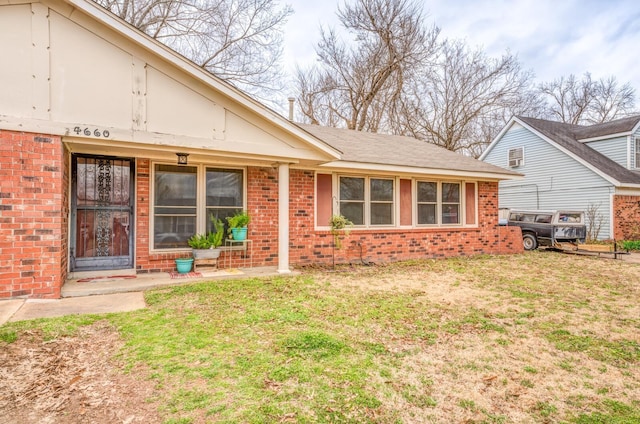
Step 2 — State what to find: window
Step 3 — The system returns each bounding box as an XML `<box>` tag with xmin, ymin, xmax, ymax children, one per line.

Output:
<box><xmin>417</xmin><ymin>181</ymin><xmax>437</xmax><ymax>225</ymax></box>
<box><xmin>370</xmin><ymin>178</ymin><xmax>394</xmax><ymax>225</ymax></box>
<box><xmin>417</xmin><ymin>181</ymin><xmax>461</xmax><ymax>225</ymax></box>
<box><xmin>205</xmin><ymin>168</ymin><xmax>243</xmax><ymax>232</ymax></box>
<box><xmin>441</xmin><ymin>182</ymin><xmax>460</xmax><ymax>224</ymax></box>
<box><xmin>153</xmin><ymin>164</ymin><xmax>244</xmax><ymax>250</ymax></box>
<box><xmin>635</xmin><ymin>138</ymin><xmax>640</xmax><ymax>169</ymax></box>
<box><xmin>153</xmin><ymin>165</ymin><xmax>197</xmax><ymax>249</ymax></box>
<box><xmin>508</xmin><ymin>147</ymin><xmax>523</xmax><ymax>167</ymax></box>
<box><xmin>340</xmin><ymin>177</ymin><xmax>365</xmax><ymax>225</ymax></box>
<box><xmin>339</xmin><ymin>176</ymin><xmax>394</xmax><ymax>226</ymax></box>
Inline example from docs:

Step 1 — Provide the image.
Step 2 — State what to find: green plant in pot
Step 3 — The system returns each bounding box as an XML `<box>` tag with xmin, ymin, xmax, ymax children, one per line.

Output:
<box><xmin>226</xmin><ymin>210</ymin><xmax>250</xmax><ymax>241</ymax></box>
<box><xmin>188</xmin><ymin>217</ymin><xmax>225</xmax><ymax>259</ymax></box>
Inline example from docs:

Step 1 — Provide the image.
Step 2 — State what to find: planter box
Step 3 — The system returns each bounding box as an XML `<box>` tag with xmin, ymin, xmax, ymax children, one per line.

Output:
<box><xmin>193</xmin><ymin>248</ymin><xmax>221</xmax><ymax>259</ymax></box>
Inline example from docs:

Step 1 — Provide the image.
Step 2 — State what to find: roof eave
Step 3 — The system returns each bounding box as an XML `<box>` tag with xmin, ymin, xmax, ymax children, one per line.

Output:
<box><xmin>319</xmin><ymin>161</ymin><xmax>523</xmax><ymax>180</ymax></box>
<box><xmin>577</xmin><ymin>131</ymin><xmax>634</xmax><ymax>143</ymax></box>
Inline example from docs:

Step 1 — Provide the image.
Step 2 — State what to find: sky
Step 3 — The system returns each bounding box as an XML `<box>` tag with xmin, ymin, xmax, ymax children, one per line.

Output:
<box><xmin>281</xmin><ymin>0</ymin><xmax>640</xmax><ymax>99</ymax></box>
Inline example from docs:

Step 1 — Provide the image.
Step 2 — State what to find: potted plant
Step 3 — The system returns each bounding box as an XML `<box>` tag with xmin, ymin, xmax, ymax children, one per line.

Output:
<box><xmin>188</xmin><ymin>217</ymin><xmax>225</xmax><ymax>259</ymax></box>
<box><xmin>226</xmin><ymin>210</ymin><xmax>250</xmax><ymax>241</ymax></box>
<box><xmin>175</xmin><ymin>257</ymin><xmax>194</xmax><ymax>273</ymax></box>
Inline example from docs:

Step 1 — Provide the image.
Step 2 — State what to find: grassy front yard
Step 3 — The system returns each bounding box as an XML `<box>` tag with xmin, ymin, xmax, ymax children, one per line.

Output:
<box><xmin>2</xmin><ymin>252</ymin><xmax>639</xmax><ymax>423</ymax></box>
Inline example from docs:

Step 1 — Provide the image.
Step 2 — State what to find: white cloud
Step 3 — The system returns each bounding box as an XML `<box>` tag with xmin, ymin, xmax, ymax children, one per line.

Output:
<box><xmin>281</xmin><ymin>0</ymin><xmax>640</xmax><ymax>107</ymax></box>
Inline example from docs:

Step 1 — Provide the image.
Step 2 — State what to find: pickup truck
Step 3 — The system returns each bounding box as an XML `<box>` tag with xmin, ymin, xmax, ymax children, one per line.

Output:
<box><xmin>507</xmin><ymin>209</ymin><xmax>587</xmax><ymax>250</ymax></box>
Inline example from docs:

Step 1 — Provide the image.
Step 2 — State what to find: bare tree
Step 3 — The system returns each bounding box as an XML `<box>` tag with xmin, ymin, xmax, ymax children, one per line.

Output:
<box><xmin>94</xmin><ymin>0</ymin><xmax>292</xmax><ymax>99</ymax></box>
<box><xmin>296</xmin><ymin>0</ymin><xmax>439</xmax><ymax>131</ymax></box>
<box><xmin>397</xmin><ymin>41</ymin><xmax>535</xmax><ymax>156</ymax></box>
<box><xmin>538</xmin><ymin>73</ymin><xmax>636</xmax><ymax>125</ymax></box>
<box><xmin>585</xmin><ymin>202</ymin><xmax>604</xmax><ymax>242</ymax></box>
<box><xmin>588</xmin><ymin>76</ymin><xmax>636</xmax><ymax>124</ymax></box>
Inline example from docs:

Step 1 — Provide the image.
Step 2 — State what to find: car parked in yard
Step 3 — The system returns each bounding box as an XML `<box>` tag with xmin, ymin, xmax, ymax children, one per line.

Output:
<box><xmin>507</xmin><ymin>209</ymin><xmax>587</xmax><ymax>250</ymax></box>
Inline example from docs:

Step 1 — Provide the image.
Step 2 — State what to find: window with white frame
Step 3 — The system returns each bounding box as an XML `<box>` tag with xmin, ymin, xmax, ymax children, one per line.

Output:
<box><xmin>508</xmin><ymin>147</ymin><xmax>523</xmax><ymax>167</ymax></box>
<box><xmin>370</xmin><ymin>178</ymin><xmax>394</xmax><ymax>225</ymax></box>
<box><xmin>416</xmin><ymin>181</ymin><xmax>461</xmax><ymax>225</ymax></box>
<box><xmin>635</xmin><ymin>138</ymin><xmax>640</xmax><ymax>169</ymax></box>
<box><xmin>416</xmin><ymin>181</ymin><xmax>437</xmax><ymax>224</ymax></box>
<box><xmin>153</xmin><ymin>164</ymin><xmax>244</xmax><ymax>250</ymax></box>
<box><xmin>339</xmin><ymin>176</ymin><xmax>394</xmax><ymax>226</ymax></box>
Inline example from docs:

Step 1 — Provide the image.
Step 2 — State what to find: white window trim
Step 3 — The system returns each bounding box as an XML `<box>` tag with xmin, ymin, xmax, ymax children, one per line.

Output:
<box><xmin>634</xmin><ymin>137</ymin><xmax>640</xmax><ymax>169</ymax></box>
<box><xmin>508</xmin><ymin>147</ymin><xmax>524</xmax><ymax>168</ymax></box>
<box><xmin>414</xmin><ymin>180</ymin><xmax>464</xmax><ymax>227</ymax></box>
<box><xmin>150</xmin><ymin>162</ymin><xmax>246</xmax><ymax>253</ymax></box>
<box><xmin>337</xmin><ymin>174</ymin><xmax>396</xmax><ymax>228</ymax></box>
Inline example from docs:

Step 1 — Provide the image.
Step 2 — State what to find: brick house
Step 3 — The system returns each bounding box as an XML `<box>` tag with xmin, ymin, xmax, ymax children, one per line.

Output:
<box><xmin>0</xmin><ymin>0</ymin><xmax>522</xmax><ymax>299</ymax></box>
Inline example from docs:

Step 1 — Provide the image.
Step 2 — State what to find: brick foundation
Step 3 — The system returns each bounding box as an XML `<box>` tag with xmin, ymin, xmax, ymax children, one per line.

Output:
<box><xmin>613</xmin><ymin>195</ymin><xmax>640</xmax><ymax>240</ymax></box>
<box><xmin>0</xmin><ymin>130</ymin><xmax>65</xmax><ymax>298</ymax></box>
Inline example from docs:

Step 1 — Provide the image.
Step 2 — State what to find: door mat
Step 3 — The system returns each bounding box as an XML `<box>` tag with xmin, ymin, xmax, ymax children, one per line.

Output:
<box><xmin>76</xmin><ymin>275</ymin><xmax>137</xmax><ymax>283</ymax></box>
<box><xmin>169</xmin><ymin>271</ymin><xmax>203</xmax><ymax>279</ymax></box>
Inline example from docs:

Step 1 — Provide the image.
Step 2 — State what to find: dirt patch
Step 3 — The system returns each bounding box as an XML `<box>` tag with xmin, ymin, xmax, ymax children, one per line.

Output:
<box><xmin>0</xmin><ymin>321</ymin><xmax>161</xmax><ymax>424</ymax></box>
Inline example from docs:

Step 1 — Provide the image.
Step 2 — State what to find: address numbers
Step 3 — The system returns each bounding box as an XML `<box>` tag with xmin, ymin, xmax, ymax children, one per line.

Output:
<box><xmin>73</xmin><ymin>127</ymin><xmax>110</xmax><ymax>138</ymax></box>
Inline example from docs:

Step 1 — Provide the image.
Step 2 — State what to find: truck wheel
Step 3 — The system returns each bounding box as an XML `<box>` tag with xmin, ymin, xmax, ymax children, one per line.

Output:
<box><xmin>522</xmin><ymin>233</ymin><xmax>538</xmax><ymax>250</ymax></box>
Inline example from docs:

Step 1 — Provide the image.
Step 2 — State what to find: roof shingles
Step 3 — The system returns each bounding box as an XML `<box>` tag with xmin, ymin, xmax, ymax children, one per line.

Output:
<box><xmin>517</xmin><ymin>115</ymin><xmax>640</xmax><ymax>185</ymax></box>
<box><xmin>298</xmin><ymin>124</ymin><xmax>519</xmax><ymax>178</ymax></box>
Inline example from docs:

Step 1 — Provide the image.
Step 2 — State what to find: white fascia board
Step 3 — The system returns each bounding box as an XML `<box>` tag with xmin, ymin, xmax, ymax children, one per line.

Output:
<box><xmin>512</xmin><ymin>117</ymin><xmax>624</xmax><ymax>187</ymax></box>
<box><xmin>63</xmin><ymin>0</ymin><xmax>341</xmax><ymax>160</ymax></box>
<box><xmin>614</xmin><ymin>187</ymin><xmax>640</xmax><ymax>195</ymax></box>
<box><xmin>578</xmin><ymin>131</ymin><xmax>633</xmax><ymax>143</ymax></box>
<box><xmin>318</xmin><ymin>161</ymin><xmax>523</xmax><ymax>181</ymax></box>
<box><xmin>478</xmin><ymin>116</ymin><xmax>517</xmax><ymax>161</ymax></box>
<box><xmin>64</xmin><ymin>137</ymin><xmax>303</xmax><ymax>165</ymax></box>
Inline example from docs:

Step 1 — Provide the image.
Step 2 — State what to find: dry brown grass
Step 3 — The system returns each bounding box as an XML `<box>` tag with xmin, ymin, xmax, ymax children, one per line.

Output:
<box><xmin>307</xmin><ymin>252</ymin><xmax>640</xmax><ymax>423</ymax></box>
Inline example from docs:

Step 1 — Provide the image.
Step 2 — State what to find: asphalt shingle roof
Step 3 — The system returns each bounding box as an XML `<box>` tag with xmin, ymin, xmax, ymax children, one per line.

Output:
<box><xmin>517</xmin><ymin>115</ymin><xmax>640</xmax><ymax>185</ymax></box>
<box><xmin>297</xmin><ymin>123</ymin><xmax>520</xmax><ymax>178</ymax></box>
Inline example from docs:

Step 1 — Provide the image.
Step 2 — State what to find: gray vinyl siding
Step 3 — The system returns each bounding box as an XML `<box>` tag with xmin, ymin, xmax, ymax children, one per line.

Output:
<box><xmin>585</xmin><ymin>136</ymin><xmax>628</xmax><ymax>168</ymax></box>
<box><xmin>483</xmin><ymin>124</ymin><xmax>614</xmax><ymax>239</ymax></box>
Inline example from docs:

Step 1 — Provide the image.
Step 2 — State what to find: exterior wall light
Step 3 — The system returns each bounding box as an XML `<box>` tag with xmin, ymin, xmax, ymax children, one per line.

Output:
<box><xmin>176</xmin><ymin>152</ymin><xmax>189</xmax><ymax>165</ymax></box>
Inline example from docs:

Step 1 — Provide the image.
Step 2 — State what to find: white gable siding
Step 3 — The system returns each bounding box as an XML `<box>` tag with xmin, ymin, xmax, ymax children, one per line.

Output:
<box><xmin>483</xmin><ymin>125</ymin><xmax>614</xmax><ymax>239</ymax></box>
<box><xmin>0</xmin><ymin>0</ymin><xmax>336</xmax><ymax>164</ymax></box>
<box><xmin>584</xmin><ymin>136</ymin><xmax>628</xmax><ymax>169</ymax></box>
<box><xmin>0</xmin><ymin>4</ymin><xmax>33</xmax><ymax>118</ymax></box>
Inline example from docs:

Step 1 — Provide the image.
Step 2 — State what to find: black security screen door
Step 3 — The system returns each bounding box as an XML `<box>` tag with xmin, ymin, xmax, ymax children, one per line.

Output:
<box><xmin>70</xmin><ymin>155</ymin><xmax>134</xmax><ymax>271</ymax></box>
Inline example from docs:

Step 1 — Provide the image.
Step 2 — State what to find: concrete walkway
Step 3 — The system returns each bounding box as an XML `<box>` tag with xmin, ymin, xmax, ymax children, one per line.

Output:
<box><xmin>0</xmin><ymin>292</ymin><xmax>147</xmax><ymax>325</ymax></box>
<box><xmin>0</xmin><ymin>266</ymin><xmax>285</xmax><ymax>325</ymax></box>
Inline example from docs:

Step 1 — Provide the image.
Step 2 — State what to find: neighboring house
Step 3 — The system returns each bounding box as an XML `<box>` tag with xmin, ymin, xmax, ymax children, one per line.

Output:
<box><xmin>0</xmin><ymin>0</ymin><xmax>522</xmax><ymax>299</ymax></box>
<box><xmin>481</xmin><ymin>115</ymin><xmax>640</xmax><ymax>241</ymax></box>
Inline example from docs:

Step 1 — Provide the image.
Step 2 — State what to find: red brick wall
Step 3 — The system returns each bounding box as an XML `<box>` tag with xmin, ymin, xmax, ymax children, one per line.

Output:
<box><xmin>613</xmin><ymin>195</ymin><xmax>640</xmax><ymax>240</ymax></box>
<box><xmin>288</xmin><ymin>171</ymin><xmax>522</xmax><ymax>266</ymax></box>
<box><xmin>0</xmin><ymin>130</ymin><xmax>64</xmax><ymax>298</ymax></box>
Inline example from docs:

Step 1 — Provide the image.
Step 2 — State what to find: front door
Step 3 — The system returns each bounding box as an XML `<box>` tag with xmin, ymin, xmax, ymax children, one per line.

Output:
<box><xmin>70</xmin><ymin>155</ymin><xmax>134</xmax><ymax>271</ymax></box>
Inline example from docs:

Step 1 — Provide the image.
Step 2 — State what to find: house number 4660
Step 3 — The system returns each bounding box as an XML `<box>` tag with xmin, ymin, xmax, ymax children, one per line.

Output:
<box><xmin>73</xmin><ymin>127</ymin><xmax>110</xmax><ymax>138</ymax></box>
